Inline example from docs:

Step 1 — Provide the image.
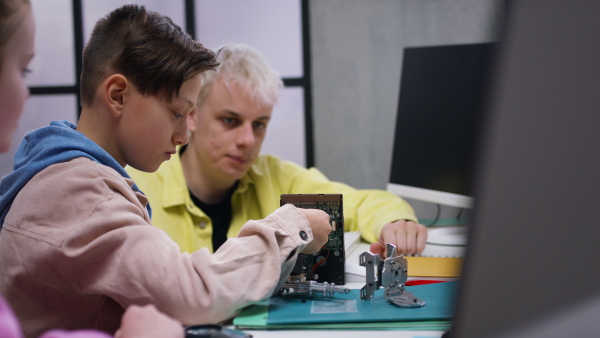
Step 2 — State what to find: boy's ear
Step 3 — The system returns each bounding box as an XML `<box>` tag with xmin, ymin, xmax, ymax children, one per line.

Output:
<box><xmin>104</xmin><ymin>74</ymin><xmax>129</xmax><ymax>117</ymax></box>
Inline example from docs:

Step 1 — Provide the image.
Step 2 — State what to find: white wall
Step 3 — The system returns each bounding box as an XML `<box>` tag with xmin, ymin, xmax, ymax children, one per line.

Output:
<box><xmin>309</xmin><ymin>0</ymin><xmax>505</xmax><ymax>220</ymax></box>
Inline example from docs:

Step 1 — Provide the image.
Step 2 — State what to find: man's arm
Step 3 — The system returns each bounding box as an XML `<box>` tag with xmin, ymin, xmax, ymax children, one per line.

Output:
<box><xmin>275</xmin><ymin>158</ymin><xmax>427</xmax><ymax>255</ymax></box>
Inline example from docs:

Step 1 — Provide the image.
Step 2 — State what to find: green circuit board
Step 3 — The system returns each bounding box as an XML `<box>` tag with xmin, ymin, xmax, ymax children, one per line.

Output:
<box><xmin>280</xmin><ymin>194</ymin><xmax>345</xmax><ymax>285</ymax></box>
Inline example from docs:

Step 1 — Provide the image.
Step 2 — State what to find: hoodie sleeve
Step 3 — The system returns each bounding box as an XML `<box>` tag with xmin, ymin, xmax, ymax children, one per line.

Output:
<box><xmin>0</xmin><ymin>158</ymin><xmax>312</xmax><ymax>331</ymax></box>
<box><xmin>73</xmin><ymin>197</ymin><xmax>310</xmax><ymax>325</ymax></box>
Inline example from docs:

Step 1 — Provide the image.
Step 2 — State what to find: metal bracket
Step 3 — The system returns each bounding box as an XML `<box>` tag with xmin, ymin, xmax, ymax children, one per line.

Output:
<box><xmin>360</xmin><ymin>243</ymin><xmax>426</xmax><ymax>308</ymax></box>
<box><xmin>278</xmin><ymin>279</ymin><xmax>350</xmax><ymax>297</ymax></box>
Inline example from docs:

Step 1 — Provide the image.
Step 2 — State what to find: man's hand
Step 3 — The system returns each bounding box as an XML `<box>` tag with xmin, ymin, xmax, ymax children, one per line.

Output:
<box><xmin>369</xmin><ymin>220</ymin><xmax>427</xmax><ymax>258</ymax></box>
<box><xmin>115</xmin><ymin>304</ymin><xmax>184</xmax><ymax>338</ymax></box>
<box><xmin>297</xmin><ymin>208</ymin><xmax>332</xmax><ymax>254</ymax></box>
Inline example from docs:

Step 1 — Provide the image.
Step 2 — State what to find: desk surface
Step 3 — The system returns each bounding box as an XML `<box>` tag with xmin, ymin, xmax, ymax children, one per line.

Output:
<box><xmin>243</xmin><ymin>330</ymin><xmax>446</xmax><ymax>338</ymax></box>
<box><xmin>238</xmin><ymin>228</ymin><xmax>465</xmax><ymax>338</ymax></box>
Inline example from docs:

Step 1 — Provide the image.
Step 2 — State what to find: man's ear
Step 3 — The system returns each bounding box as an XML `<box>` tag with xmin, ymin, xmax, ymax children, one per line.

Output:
<box><xmin>104</xmin><ymin>74</ymin><xmax>129</xmax><ymax>117</ymax></box>
<box><xmin>187</xmin><ymin>108</ymin><xmax>198</xmax><ymax>132</ymax></box>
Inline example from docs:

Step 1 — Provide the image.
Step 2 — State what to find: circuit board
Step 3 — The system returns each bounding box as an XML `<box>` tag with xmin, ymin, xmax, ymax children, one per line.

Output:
<box><xmin>280</xmin><ymin>194</ymin><xmax>345</xmax><ymax>285</ymax></box>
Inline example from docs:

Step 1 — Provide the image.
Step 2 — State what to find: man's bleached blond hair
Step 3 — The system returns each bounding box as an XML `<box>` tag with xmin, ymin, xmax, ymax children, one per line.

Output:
<box><xmin>199</xmin><ymin>43</ymin><xmax>283</xmax><ymax>108</ymax></box>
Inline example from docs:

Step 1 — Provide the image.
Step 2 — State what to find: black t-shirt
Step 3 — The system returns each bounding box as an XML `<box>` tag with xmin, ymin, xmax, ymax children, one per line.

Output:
<box><xmin>188</xmin><ymin>182</ymin><xmax>238</xmax><ymax>252</ymax></box>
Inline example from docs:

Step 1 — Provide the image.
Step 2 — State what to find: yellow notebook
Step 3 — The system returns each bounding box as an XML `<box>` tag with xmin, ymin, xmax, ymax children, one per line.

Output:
<box><xmin>405</xmin><ymin>256</ymin><xmax>464</xmax><ymax>278</ymax></box>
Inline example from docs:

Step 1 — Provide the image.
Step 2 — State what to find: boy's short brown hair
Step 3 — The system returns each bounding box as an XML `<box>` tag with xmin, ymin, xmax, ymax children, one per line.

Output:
<box><xmin>80</xmin><ymin>4</ymin><xmax>217</xmax><ymax>106</ymax></box>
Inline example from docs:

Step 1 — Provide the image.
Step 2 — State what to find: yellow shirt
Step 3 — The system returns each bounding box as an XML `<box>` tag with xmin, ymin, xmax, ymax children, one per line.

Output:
<box><xmin>127</xmin><ymin>151</ymin><xmax>418</xmax><ymax>253</ymax></box>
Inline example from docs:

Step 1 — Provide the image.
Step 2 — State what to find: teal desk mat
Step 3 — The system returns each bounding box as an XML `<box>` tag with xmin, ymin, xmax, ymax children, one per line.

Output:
<box><xmin>235</xmin><ymin>281</ymin><xmax>458</xmax><ymax>329</ymax></box>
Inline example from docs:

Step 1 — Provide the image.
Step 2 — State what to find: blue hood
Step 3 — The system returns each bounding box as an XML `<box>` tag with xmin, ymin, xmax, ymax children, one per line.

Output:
<box><xmin>0</xmin><ymin>120</ymin><xmax>151</xmax><ymax>228</ymax></box>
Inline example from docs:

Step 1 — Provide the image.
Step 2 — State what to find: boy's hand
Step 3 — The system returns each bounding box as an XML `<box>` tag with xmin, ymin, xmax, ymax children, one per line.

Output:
<box><xmin>297</xmin><ymin>208</ymin><xmax>332</xmax><ymax>254</ymax></box>
<box><xmin>369</xmin><ymin>220</ymin><xmax>427</xmax><ymax>258</ymax></box>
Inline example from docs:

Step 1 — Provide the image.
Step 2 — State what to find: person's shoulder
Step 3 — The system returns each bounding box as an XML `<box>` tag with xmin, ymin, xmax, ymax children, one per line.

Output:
<box><xmin>125</xmin><ymin>158</ymin><xmax>178</xmax><ymax>201</ymax></box>
<box><xmin>38</xmin><ymin>157</ymin><xmax>117</xmax><ymax>180</ymax></box>
<box><xmin>125</xmin><ymin>161</ymin><xmax>168</xmax><ymax>185</ymax></box>
<box><xmin>252</xmin><ymin>154</ymin><xmax>305</xmax><ymax>172</ymax></box>
<box><xmin>41</xmin><ymin>158</ymin><xmax>146</xmax><ymax>210</ymax></box>
<box><xmin>35</xmin><ymin>158</ymin><xmax>128</xmax><ymax>192</ymax></box>
<box><xmin>7</xmin><ymin>158</ymin><xmax>133</xmax><ymax>232</ymax></box>
<box><xmin>126</xmin><ymin>164</ymin><xmax>155</xmax><ymax>181</ymax></box>
<box><xmin>246</xmin><ymin>155</ymin><xmax>311</xmax><ymax>189</ymax></box>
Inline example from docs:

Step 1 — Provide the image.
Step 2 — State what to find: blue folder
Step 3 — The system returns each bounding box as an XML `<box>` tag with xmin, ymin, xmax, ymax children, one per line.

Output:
<box><xmin>234</xmin><ymin>281</ymin><xmax>458</xmax><ymax>330</ymax></box>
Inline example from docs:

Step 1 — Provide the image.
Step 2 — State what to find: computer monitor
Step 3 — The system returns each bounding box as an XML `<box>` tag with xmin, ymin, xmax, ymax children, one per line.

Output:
<box><xmin>450</xmin><ymin>1</ymin><xmax>600</xmax><ymax>337</ymax></box>
<box><xmin>387</xmin><ymin>43</ymin><xmax>495</xmax><ymax>209</ymax></box>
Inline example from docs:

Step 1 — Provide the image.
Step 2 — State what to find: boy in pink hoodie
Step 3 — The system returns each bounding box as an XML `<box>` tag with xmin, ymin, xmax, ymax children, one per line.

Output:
<box><xmin>0</xmin><ymin>3</ymin><xmax>330</xmax><ymax>337</ymax></box>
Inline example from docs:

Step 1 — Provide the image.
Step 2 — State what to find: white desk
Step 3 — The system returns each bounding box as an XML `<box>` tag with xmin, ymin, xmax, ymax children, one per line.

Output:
<box><xmin>238</xmin><ymin>229</ymin><xmax>465</xmax><ymax>338</ymax></box>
